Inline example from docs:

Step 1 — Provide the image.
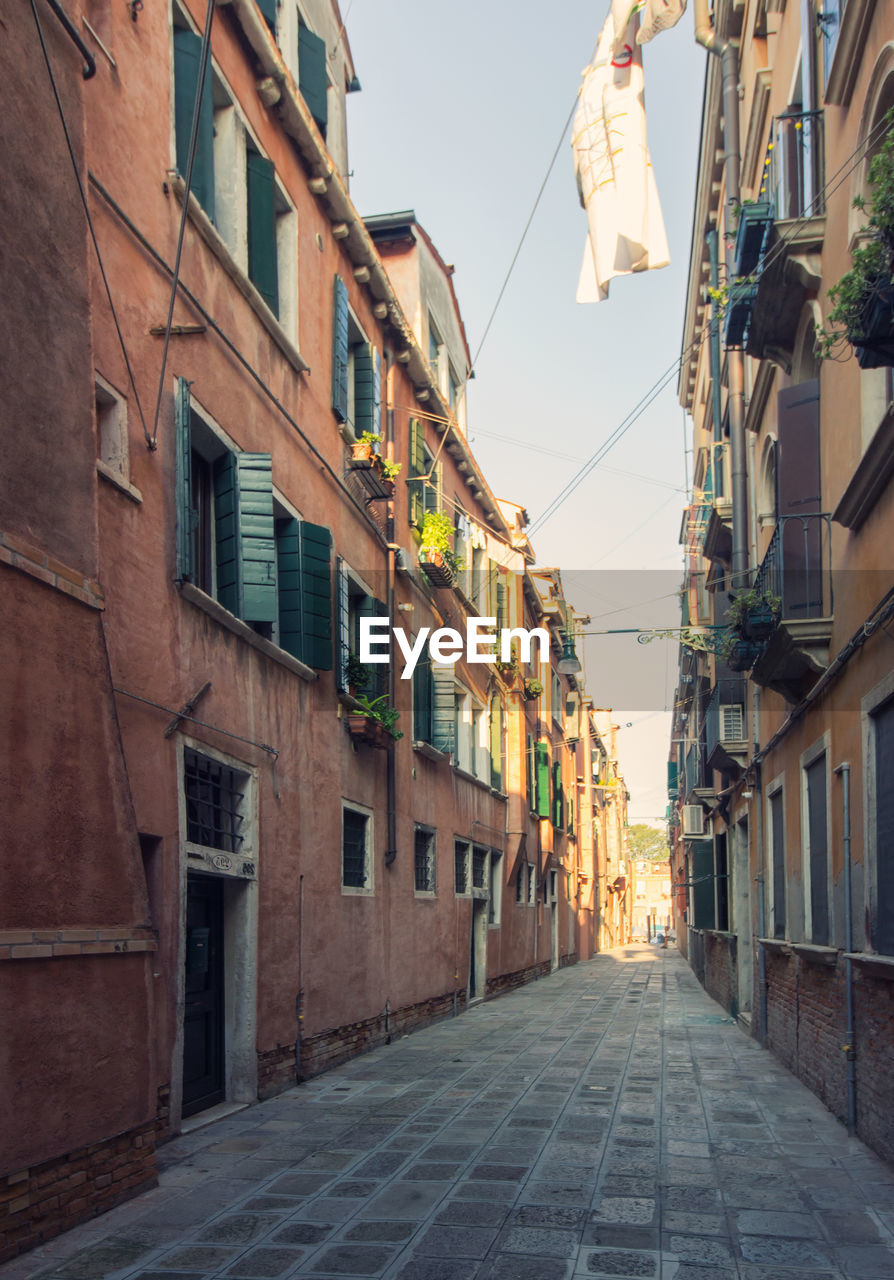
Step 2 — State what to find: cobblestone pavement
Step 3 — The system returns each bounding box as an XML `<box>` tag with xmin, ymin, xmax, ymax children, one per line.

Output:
<box><xmin>4</xmin><ymin>946</ymin><xmax>894</xmax><ymax>1280</ymax></box>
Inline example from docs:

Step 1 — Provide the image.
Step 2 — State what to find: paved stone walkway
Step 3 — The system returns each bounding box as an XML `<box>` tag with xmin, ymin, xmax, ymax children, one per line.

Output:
<box><xmin>4</xmin><ymin>946</ymin><xmax>894</xmax><ymax>1280</ymax></box>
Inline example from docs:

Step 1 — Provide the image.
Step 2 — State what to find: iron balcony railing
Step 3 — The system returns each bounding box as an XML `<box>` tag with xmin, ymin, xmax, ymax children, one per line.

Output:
<box><xmin>684</xmin><ymin>739</ymin><xmax>710</xmax><ymax>794</ymax></box>
<box><xmin>753</xmin><ymin>513</ymin><xmax>834</xmax><ymax>621</ymax></box>
<box><xmin>762</xmin><ymin>109</ymin><xmax>825</xmax><ymax>221</ymax></box>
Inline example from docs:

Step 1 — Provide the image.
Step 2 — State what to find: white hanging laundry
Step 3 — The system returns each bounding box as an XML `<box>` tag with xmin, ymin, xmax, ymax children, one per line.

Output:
<box><xmin>636</xmin><ymin>0</ymin><xmax>687</xmax><ymax>45</ymax></box>
<box><xmin>572</xmin><ymin>7</ymin><xmax>670</xmax><ymax>303</ymax></box>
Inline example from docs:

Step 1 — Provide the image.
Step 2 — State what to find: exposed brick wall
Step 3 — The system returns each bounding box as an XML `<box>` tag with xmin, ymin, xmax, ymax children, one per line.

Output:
<box><xmin>794</xmin><ymin>959</ymin><xmax>846</xmax><ymax>1120</ymax></box>
<box><xmin>853</xmin><ymin>969</ymin><xmax>894</xmax><ymax>1165</ymax></box>
<box><xmin>703</xmin><ymin>932</ymin><xmax>737</xmax><ymax>1017</ymax></box>
<box><xmin>558</xmin><ymin>952</ymin><xmax>578</xmax><ymax>971</ymax></box>
<box><xmin>763</xmin><ymin>948</ymin><xmax>798</xmax><ymax>1073</ymax></box>
<box><xmin>258</xmin><ymin>1043</ymin><xmax>298</xmax><ymax>1100</ymax></box>
<box><xmin>486</xmin><ymin>959</ymin><xmax>550</xmax><ymax>997</ymax></box>
<box><xmin>299</xmin><ymin>988</ymin><xmax>467</xmax><ymax>1080</ymax></box>
<box><xmin>0</xmin><ymin>1123</ymin><xmax>157</xmax><ymax>1263</ymax></box>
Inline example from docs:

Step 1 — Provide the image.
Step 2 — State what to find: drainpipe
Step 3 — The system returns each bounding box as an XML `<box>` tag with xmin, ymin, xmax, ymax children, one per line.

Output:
<box><xmin>834</xmin><ymin>761</ymin><xmax>857</xmax><ymax>1133</ymax></box>
<box><xmin>694</xmin><ymin>0</ymin><xmax>749</xmax><ymax>588</ymax></box>
<box><xmin>707</xmin><ymin>230</ymin><xmax>724</xmax><ymax>499</ymax></box>
<box><xmin>753</xmin><ymin>703</ymin><xmax>768</xmax><ymax>1046</ymax></box>
<box><xmin>385</xmin><ymin>351</ymin><xmax>397</xmax><ymax>866</ymax></box>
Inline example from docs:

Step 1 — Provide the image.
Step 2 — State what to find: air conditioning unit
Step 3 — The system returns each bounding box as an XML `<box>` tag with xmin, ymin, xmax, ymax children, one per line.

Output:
<box><xmin>682</xmin><ymin>805</ymin><xmax>705</xmax><ymax>837</ymax></box>
<box><xmin>719</xmin><ymin>703</ymin><xmax>745</xmax><ymax>742</ymax></box>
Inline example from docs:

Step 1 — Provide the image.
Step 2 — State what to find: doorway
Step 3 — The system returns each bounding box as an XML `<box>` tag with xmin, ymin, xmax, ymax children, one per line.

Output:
<box><xmin>183</xmin><ymin>874</ymin><xmax>225</xmax><ymax>1117</ymax></box>
<box><xmin>469</xmin><ymin>900</ymin><xmax>488</xmax><ymax>1000</ymax></box>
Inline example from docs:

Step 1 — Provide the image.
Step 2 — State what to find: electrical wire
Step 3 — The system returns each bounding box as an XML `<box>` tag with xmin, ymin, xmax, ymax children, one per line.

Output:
<box><xmin>150</xmin><ymin>0</ymin><xmax>217</xmax><ymax>450</ymax></box>
<box><xmin>29</xmin><ymin>0</ymin><xmax>151</xmax><ymax>447</ymax></box>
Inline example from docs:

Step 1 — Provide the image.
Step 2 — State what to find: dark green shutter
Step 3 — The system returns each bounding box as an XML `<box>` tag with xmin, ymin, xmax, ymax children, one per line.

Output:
<box><xmin>298</xmin><ymin>23</ymin><xmax>328</xmax><ymax>133</ymax></box>
<box><xmin>526</xmin><ymin>733</ymin><xmax>535</xmax><ymax>810</ymax></box>
<box><xmin>431</xmin><ymin>664</ymin><xmax>456</xmax><ymax>755</ymax></box>
<box><xmin>496</xmin><ymin>578</ymin><xmax>507</xmax><ymax>632</ymax></box>
<box><xmin>332</xmin><ymin>276</ymin><xmax>349</xmax><ymax>422</ymax></box>
<box><xmin>488</xmin><ymin>559</ymin><xmax>499</xmax><ymax>620</ymax></box>
<box><xmin>409</xmin><ymin>417</ymin><xmax>425</xmax><ymax>526</ymax></box>
<box><xmin>551</xmin><ymin>762</ymin><xmax>565</xmax><ymax>830</ymax></box>
<box><xmin>536</xmin><ymin>741</ymin><xmax>550</xmax><ymax>818</ymax></box>
<box><xmin>247</xmin><ymin>149</ymin><xmax>278</xmax><ymax>317</ymax></box>
<box><xmin>567</xmin><ymin>789</ymin><xmax>574</xmax><ymax>836</ymax></box>
<box><xmin>173</xmin><ymin>29</ymin><xmax>215</xmax><ymax>221</ymax></box>
<box><xmin>336</xmin><ymin>558</ymin><xmax>350</xmax><ymax>691</ymax></box>
<box><xmin>354</xmin><ymin>343</ymin><xmax>378</xmax><ymax>438</ymax></box>
<box><xmin>175</xmin><ymin>377</ymin><xmax>194</xmax><ymax>581</ymax></box>
<box><xmin>413</xmin><ymin>652</ymin><xmax>433</xmax><ymax>744</ymax></box>
<box><xmin>276</xmin><ymin>518</ymin><xmax>301</xmax><ymax>658</ymax></box>
<box><xmin>357</xmin><ymin>595</ymin><xmax>388</xmax><ymax>696</ymax></box>
<box><xmin>490</xmin><ymin>696</ymin><xmax>503</xmax><ymax>792</ymax></box>
<box><xmin>213</xmin><ymin>452</ymin><xmax>276</xmax><ymax>622</ymax></box>
<box><xmin>299</xmin><ymin>522</ymin><xmax>332</xmax><ymax>669</ymax></box>
<box><xmin>256</xmin><ymin>0</ymin><xmax>276</xmax><ymax>35</ymax></box>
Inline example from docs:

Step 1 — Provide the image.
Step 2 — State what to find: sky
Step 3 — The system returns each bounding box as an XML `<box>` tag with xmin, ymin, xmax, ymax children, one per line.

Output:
<box><xmin>344</xmin><ymin>0</ymin><xmax>707</xmax><ymax>828</ymax></box>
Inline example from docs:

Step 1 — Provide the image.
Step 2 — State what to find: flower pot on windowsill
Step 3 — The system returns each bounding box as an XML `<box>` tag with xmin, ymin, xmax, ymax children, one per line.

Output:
<box><xmin>419</xmin><ymin>547</ymin><xmax>455</xmax><ymax>588</ymax></box>
<box><xmin>854</xmin><ymin>282</ymin><xmax>894</xmax><ymax>369</ymax></box>
<box><xmin>351</xmin><ymin>442</ymin><xmax>374</xmax><ymax>461</ymax></box>
<box><xmin>523</xmin><ymin>679</ymin><xmax>542</xmax><ymax>701</ymax></box>
<box><xmin>346</xmin><ymin>713</ymin><xmax>391</xmax><ymax>749</ymax></box>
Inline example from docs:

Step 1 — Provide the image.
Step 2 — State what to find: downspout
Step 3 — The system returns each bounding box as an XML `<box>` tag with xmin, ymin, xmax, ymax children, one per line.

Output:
<box><xmin>385</xmin><ymin>351</ymin><xmax>397</xmax><ymax>867</ymax></box>
<box><xmin>707</xmin><ymin>229</ymin><xmax>724</xmax><ymax>500</ymax></box>
<box><xmin>754</xmin><ymin>709</ymin><xmax>768</xmax><ymax>1046</ymax></box>
<box><xmin>694</xmin><ymin>0</ymin><xmax>749</xmax><ymax>588</ymax></box>
<box><xmin>834</xmin><ymin>762</ymin><xmax>856</xmax><ymax>1133</ymax></box>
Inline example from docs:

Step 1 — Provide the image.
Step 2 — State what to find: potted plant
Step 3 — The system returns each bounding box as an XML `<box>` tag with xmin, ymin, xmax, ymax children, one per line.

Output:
<box><xmin>346</xmin><ymin>693</ymin><xmax>403</xmax><ymax>748</ymax></box>
<box><xmin>523</xmin><ymin>677</ymin><xmax>543</xmax><ymax>701</ymax></box>
<box><xmin>721</xmin><ymin>632</ymin><xmax>761</xmax><ymax>673</ymax></box>
<box><xmin>346</xmin><ymin>651</ymin><xmax>372</xmax><ymax>697</ymax></box>
<box><xmin>381</xmin><ymin>459</ymin><xmax>402</xmax><ymax>482</ymax></box>
<box><xmin>726</xmin><ymin>588</ymin><xmax>781</xmax><ymax>641</ymax></box>
<box><xmin>418</xmin><ymin>510</ymin><xmax>463</xmax><ymax>587</ymax></box>
<box><xmin>350</xmin><ymin>431</ymin><xmax>381</xmax><ymax>461</ymax></box>
<box><xmin>818</xmin><ymin>115</ymin><xmax>894</xmax><ymax>368</ymax></box>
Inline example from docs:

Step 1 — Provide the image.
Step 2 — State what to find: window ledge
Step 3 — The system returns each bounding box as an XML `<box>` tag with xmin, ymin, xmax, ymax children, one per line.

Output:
<box><xmin>453</xmin><ymin>765</ymin><xmax>494</xmax><ymax>793</ymax></box>
<box><xmin>844</xmin><ymin>952</ymin><xmax>894</xmax><ymax>981</ymax></box>
<box><xmin>97</xmin><ymin>459</ymin><xmax>142</xmax><ymax>503</ymax></box>
<box><xmin>179</xmin><ymin>582</ymin><xmax>317</xmax><ymax>682</ymax></box>
<box><xmin>413</xmin><ymin>891</ymin><xmax>437</xmax><ymax>900</ymax></box>
<box><xmin>833</xmin><ymin>405</ymin><xmax>894</xmax><ymax>531</ymax></box>
<box><xmin>413</xmin><ymin>740</ymin><xmax>450</xmax><ymax>763</ymax></box>
<box><xmin>792</xmin><ymin>943</ymin><xmax>839</xmax><ymax>966</ymax></box>
<box><xmin>824</xmin><ymin>0</ymin><xmax>875</xmax><ymax>105</ymax></box>
<box><xmin>757</xmin><ymin>936</ymin><xmax>793</xmax><ymax>955</ymax></box>
<box><xmin>169</xmin><ymin>175</ymin><xmax>310</xmax><ymax>376</ymax></box>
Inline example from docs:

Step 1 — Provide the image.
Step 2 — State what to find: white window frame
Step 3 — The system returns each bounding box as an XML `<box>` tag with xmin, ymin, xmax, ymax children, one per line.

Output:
<box><xmin>342</xmin><ymin>801</ymin><xmax>374</xmax><ymax>896</ymax></box>
<box><xmin>95</xmin><ymin>374</ymin><xmax>129</xmax><ymax>482</ymax></box>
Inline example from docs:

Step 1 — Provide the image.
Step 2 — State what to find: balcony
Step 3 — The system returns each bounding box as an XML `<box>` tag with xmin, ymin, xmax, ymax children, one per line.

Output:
<box><xmin>705</xmin><ymin>675</ymin><xmax>749</xmax><ymax>774</ymax></box>
<box><xmin>683</xmin><ymin>739</ymin><xmax>712</xmax><ymax>803</ymax></box>
<box><xmin>750</xmin><ymin>513</ymin><xmax>834</xmax><ymax>701</ymax></box>
<box><xmin>747</xmin><ymin>110</ymin><xmax>826</xmax><ymax>371</ymax></box>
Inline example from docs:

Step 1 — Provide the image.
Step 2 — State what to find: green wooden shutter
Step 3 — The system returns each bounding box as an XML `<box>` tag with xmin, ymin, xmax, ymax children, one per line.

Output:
<box><xmin>256</xmin><ymin>0</ymin><xmax>276</xmax><ymax>34</ymax></box>
<box><xmin>276</xmin><ymin>518</ymin><xmax>301</xmax><ymax>658</ymax></box>
<box><xmin>336</xmin><ymin>557</ymin><xmax>350</xmax><ymax>691</ymax></box>
<box><xmin>409</xmin><ymin>417</ymin><xmax>425</xmax><ymax>526</ymax></box>
<box><xmin>526</xmin><ymin>733</ymin><xmax>535</xmax><ymax>810</ymax></box>
<box><xmin>431</xmin><ymin>664</ymin><xmax>456</xmax><ymax>755</ymax></box>
<box><xmin>552</xmin><ymin>761</ymin><xmax>564</xmax><ymax>829</ymax></box>
<box><xmin>332</xmin><ymin>276</ymin><xmax>349</xmax><ymax>423</ymax></box>
<box><xmin>299</xmin><ymin>522</ymin><xmax>332</xmax><ymax>669</ymax></box>
<box><xmin>298</xmin><ymin>23</ymin><xmax>328</xmax><ymax>132</ymax></box>
<box><xmin>213</xmin><ymin>452</ymin><xmax>276</xmax><ymax>622</ymax></box>
<box><xmin>175</xmin><ymin>377</ymin><xmax>194</xmax><ymax>581</ymax></box>
<box><xmin>490</xmin><ymin>696</ymin><xmax>503</xmax><ymax>792</ymax></box>
<box><xmin>173</xmin><ymin>28</ymin><xmax>215</xmax><ymax>221</ymax></box>
<box><xmin>536</xmin><ymin>741</ymin><xmax>550</xmax><ymax>818</ymax></box>
<box><xmin>354</xmin><ymin>343</ymin><xmax>377</xmax><ymax>438</ymax></box>
<box><xmin>496</xmin><ymin>578</ymin><xmax>507</xmax><ymax>632</ymax></box>
<box><xmin>413</xmin><ymin>652</ymin><xmax>433</xmax><ymax>744</ymax></box>
<box><xmin>247</xmin><ymin>149</ymin><xmax>278</xmax><ymax>317</ymax></box>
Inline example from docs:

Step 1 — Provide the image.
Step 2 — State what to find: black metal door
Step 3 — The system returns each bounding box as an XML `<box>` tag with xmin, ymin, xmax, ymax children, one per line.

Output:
<box><xmin>182</xmin><ymin>874</ymin><xmax>225</xmax><ymax>1117</ymax></box>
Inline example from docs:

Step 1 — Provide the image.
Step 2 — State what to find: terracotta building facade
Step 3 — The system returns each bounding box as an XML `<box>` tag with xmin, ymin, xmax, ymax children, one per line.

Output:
<box><xmin>0</xmin><ymin>0</ymin><xmax>633</xmax><ymax>1260</ymax></box>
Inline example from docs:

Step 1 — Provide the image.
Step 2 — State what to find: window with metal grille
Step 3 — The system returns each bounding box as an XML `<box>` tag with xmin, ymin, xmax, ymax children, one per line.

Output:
<box><xmin>516</xmin><ymin>863</ymin><xmax>525</xmax><ymax>903</ymax></box>
<box><xmin>454</xmin><ymin>840</ymin><xmax>469</xmax><ymax>894</ymax></box>
<box><xmin>488</xmin><ymin>851</ymin><xmax>502</xmax><ymax>924</ymax></box>
<box><xmin>472</xmin><ymin>846</ymin><xmax>487</xmax><ymax>889</ymax></box>
<box><xmin>527</xmin><ymin>863</ymin><xmax>535</xmax><ymax>903</ymax></box>
<box><xmin>342</xmin><ymin>807</ymin><xmax>370</xmax><ymax>889</ymax></box>
<box><xmin>414</xmin><ymin>826</ymin><xmax>436</xmax><ymax>893</ymax></box>
<box><xmin>184</xmin><ymin>748</ymin><xmax>246</xmax><ymax>852</ymax></box>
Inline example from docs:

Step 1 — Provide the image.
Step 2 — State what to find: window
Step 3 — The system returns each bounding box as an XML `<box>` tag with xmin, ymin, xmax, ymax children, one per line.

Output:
<box><xmin>455</xmin><ymin>840</ymin><xmax>470</xmax><ymax>895</ymax></box>
<box><xmin>298</xmin><ymin>16</ymin><xmax>328</xmax><ymax>135</ymax></box>
<box><xmin>175</xmin><ymin>377</ymin><xmax>333</xmax><ymax>666</ymax></box>
<box><xmin>472</xmin><ymin>846</ymin><xmax>487</xmax><ymax>890</ymax></box>
<box><xmin>535</xmin><ymin>741</ymin><xmax>551</xmax><ymax>818</ymax></box>
<box><xmin>184</xmin><ymin>748</ymin><xmax>247</xmax><ymax>852</ymax></box>
<box><xmin>342</xmin><ymin>805</ymin><xmax>372</xmax><ymax>892</ymax></box>
<box><xmin>489</xmin><ymin>696</ymin><xmax>504</xmax><ymax>792</ymax></box>
<box><xmin>551</xmin><ymin>761</ymin><xmax>565</xmax><ymax>830</ymax></box>
<box><xmin>173</xmin><ymin>25</ymin><xmax>216</xmax><ymax>221</ymax></box>
<box><xmin>455</xmin><ymin>689</ymin><xmax>473</xmax><ymax>774</ymax></box>
<box><xmin>715</xmin><ymin>832</ymin><xmax>729</xmax><ymax>932</ymax></box>
<box><xmin>408</xmin><ymin>418</ymin><xmax>441</xmax><ymax>526</ymax></box>
<box><xmin>516</xmin><ymin>863</ymin><xmax>525</xmax><ymax>903</ymax></box>
<box><xmin>335</xmin><ymin>561</ymin><xmax>387</xmax><ymax>697</ymax></box>
<box><xmin>488</xmin><ymin>851</ymin><xmax>502</xmax><ymax>924</ymax></box>
<box><xmin>768</xmin><ymin>786</ymin><xmax>786</xmax><ymax>939</ymax></box>
<box><xmin>95</xmin><ymin>377</ymin><xmax>128</xmax><ymax>481</ymax></box>
<box><xmin>552</xmin><ymin>671</ymin><xmax>563</xmax><ymax>725</ymax></box>
<box><xmin>527</xmin><ymin>863</ymin><xmax>535</xmax><ymax>904</ymax></box>
<box><xmin>331</xmin><ymin>277</ymin><xmax>381</xmax><ymax>439</ymax></box>
<box><xmin>414</xmin><ymin>826</ymin><xmax>436</xmax><ymax>894</ymax></box>
<box><xmin>246</xmin><ymin>145</ymin><xmax>279</xmax><ymax>317</ymax></box>
<box><xmin>804</xmin><ymin>752</ymin><xmax>829</xmax><ymax>945</ymax></box>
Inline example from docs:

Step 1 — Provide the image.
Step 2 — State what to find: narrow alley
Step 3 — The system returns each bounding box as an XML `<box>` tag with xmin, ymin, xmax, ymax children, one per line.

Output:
<box><xmin>3</xmin><ymin>948</ymin><xmax>892</xmax><ymax>1280</ymax></box>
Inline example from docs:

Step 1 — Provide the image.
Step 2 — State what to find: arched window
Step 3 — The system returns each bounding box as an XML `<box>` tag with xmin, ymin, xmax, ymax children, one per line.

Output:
<box><xmin>759</xmin><ymin>436</ymin><xmax>778</xmax><ymax>527</ymax></box>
